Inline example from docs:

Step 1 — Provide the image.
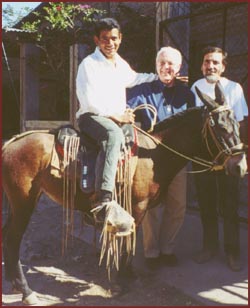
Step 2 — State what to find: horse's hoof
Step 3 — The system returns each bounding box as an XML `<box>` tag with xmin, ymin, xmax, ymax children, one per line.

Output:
<box><xmin>22</xmin><ymin>292</ymin><xmax>40</xmax><ymax>306</ymax></box>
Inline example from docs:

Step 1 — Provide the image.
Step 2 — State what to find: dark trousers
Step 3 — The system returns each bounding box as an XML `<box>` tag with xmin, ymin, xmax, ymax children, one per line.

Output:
<box><xmin>194</xmin><ymin>170</ymin><xmax>240</xmax><ymax>256</ymax></box>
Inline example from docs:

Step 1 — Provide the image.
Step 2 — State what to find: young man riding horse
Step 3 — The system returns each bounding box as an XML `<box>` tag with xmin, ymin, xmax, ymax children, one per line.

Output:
<box><xmin>76</xmin><ymin>18</ymin><xmax>156</xmax><ymax>223</ymax></box>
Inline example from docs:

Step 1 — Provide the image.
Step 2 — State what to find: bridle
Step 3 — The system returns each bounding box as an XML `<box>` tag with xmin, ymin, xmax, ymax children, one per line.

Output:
<box><xmin>201</xmin><ymin>105</ymin><xmax>245</xmax><ymax>171</ymax></box>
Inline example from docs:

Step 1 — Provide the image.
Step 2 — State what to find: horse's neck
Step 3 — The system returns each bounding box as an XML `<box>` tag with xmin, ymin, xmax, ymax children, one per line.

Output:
<box><xmin>156</xmin><ymin>111</ymin><xmax>203</xmax><ymax>159</ymax></box>
<box><xmin>152</xmin><ymin>109</ymin><xmax>204</xmax><ymax>176</ymax></box>
<box><xmin>136</xmin><ymin>108</ymin><xmax>206</xmax><ymax>183</ymax></box>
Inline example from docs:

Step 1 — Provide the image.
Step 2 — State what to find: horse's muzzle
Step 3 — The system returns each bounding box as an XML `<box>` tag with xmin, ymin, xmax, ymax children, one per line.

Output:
<box><xmin>225</xmin><ymin>152</ymin><xmax>247</xmax><ymax>178</ymax></box>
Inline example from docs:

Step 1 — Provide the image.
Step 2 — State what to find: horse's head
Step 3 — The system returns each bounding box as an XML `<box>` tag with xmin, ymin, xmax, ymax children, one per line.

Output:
<box><xmin>195</xmin><ymin>82</ymin><xmax>247</xmax><ymax>177</ymax></box>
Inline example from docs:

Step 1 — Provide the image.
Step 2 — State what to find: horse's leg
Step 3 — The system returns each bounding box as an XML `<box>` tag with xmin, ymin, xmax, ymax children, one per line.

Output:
<box><xmin>119</xmin><ymin>250</ymin><xmax>137</xmax><ymax>278</ymax></box>
<box><xmin>113</xmin><ymin>228</ymin><xmax>140</xmax><ymax>295</ymax></box>
<box><xmin>2</xmin><ymin>188</ymin><xmax>41</xmax><ymax>305</ymax></box>
<box><xmin>114</xmin><ymin>199</ymin><xmax>151</xmax><ymax>292</ymax></box>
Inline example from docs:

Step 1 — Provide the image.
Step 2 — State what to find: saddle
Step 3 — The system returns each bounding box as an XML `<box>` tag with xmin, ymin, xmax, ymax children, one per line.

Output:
<box><xmin>51</xmin><ymin>124</ymin><xmax>138</xmax><ymax>193</ymax></box>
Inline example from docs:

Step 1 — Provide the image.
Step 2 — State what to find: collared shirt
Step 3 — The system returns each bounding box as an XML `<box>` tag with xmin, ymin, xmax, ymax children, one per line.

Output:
<box><xmin>191</xmin><ymin>77</ymin><xmax>248</xmax><ymax>122</ymax></box>
<box><xmin>126</xmin><ymin>79</ymin><xmax>195</xmax><ymax>131</ymax></box>
<box><xmin>76</xmin><ymin>47</ymin><xmax>157</xmax><ymax>118</ymax></box>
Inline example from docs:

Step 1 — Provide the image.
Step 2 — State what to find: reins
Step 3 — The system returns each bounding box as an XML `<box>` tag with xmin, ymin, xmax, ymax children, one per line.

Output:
<box><xmin>132</xmin><ymin>105</ymin><xmax>214</xmax><ymax>171</ymax></box>
<box><xmin>131</xmin><ymin>104</ymin><xmax>243</xmax><ymax>173</ymax></box>
<box><xmin>132</xmin><ymin>122</ymin><xmax>214</xmax><ymax>172</ymax></box>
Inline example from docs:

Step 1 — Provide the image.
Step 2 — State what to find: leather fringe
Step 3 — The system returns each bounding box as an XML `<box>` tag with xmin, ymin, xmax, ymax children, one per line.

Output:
<box><xmin>61</xmin><ymin>135</ymin><xmax>80</xmax><ymax>255</ymax></box>
<box><xmin>99</xmin><ymin>147</ymin><xmax>136</xmax><ymax>279</ymax></box>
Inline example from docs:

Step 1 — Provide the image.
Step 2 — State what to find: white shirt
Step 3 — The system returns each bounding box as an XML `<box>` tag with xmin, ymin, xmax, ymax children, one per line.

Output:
<box><xmin>191</xmin><ymin>77</ymin><xmax>248</xmax><ymax>122</ymax></box>
<box><xmin>76</xmin><ymin>47</ymin><xmax>157</xmax><ymax>118</ymax></box>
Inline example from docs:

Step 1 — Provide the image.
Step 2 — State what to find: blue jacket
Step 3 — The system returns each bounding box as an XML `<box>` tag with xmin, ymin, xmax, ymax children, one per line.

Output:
<box><xmin>126</xmin><ymin>79</ymin><xmax>195</xmax><ymax>131</ymax></box>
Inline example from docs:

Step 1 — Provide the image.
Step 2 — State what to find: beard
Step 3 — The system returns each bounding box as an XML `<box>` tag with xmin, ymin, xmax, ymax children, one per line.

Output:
<box><xmin>205</xmin><ymin>75</ymin><xmax>219</xmax><ymax>83</ymax></box>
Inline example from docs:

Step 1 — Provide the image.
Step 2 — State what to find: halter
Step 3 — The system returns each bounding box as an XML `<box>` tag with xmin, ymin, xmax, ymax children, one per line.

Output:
<box><xmin>202</xmin><ymin>105</ymin><xmax>245</xmax><ymax>171</ymax></box>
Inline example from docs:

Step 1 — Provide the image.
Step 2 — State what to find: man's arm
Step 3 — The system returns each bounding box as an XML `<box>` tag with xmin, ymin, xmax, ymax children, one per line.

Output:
<box><xmin>128</xmin><ymin>72</ymin><xmax>157</xmax><ymax>88</ymax></box>
<box><xmin>121</xmin><ymin>60</ymin><xmax>157</xmax><ymax>88</ymax></box>
<box><xmin>76</xmin><ymin>61</ymin><xmax>96</xmax><ymax>111</ymax></box>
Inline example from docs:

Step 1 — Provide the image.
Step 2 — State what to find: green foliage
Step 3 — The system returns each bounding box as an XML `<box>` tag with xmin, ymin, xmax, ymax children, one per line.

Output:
<box><xmin>21</xmin><ymin>2</ymin><xmax>106</xmax><ymax>42</ymax></box>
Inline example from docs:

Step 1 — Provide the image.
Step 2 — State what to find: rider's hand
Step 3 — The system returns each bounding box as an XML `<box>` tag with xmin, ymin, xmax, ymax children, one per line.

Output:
<box><xmin>109</xmin><ymin>109</ymin><xmax>135</xmax><ymax>124</ymax></box>
<box><xmin>123</xmin><ymin>109</ymin><xmax>135</xmax><ymax>124</ymax></box>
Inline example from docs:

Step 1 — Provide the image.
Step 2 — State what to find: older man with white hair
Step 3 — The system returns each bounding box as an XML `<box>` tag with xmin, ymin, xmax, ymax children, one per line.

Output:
<box><xmin>127</xmin><ymin>46</ymin><xmax>195</xmax><ymax>269</ymax></box>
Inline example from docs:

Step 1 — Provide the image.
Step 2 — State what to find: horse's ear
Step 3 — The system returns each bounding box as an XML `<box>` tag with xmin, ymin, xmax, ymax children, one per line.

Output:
<box><xmin>215</xmin><ymin>81</ymin><xmax>226</xmax><ymax>105</ymax></box>
<box><xmin>195</xmin><ymin>86</ymin><xmax>219</xmax><ymax>111</ymax></box>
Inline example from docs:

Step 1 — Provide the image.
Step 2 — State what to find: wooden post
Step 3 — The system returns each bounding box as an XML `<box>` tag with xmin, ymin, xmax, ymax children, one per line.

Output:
<box><xmin>20</xmin><ymin>43</ymin><xmax>40</xmax><ymax>132</ymax></box>
<box><xmin>69</xmin><ymin>44</ymin><xmax>90</xmax><ymax>129</ymax></box>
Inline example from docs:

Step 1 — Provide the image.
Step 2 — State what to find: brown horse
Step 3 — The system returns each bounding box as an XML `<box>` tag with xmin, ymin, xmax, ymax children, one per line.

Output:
<box><xmin>2</xmin><ymin>85</ymin><xmax>247</xmax><ymax>305</ymax></box>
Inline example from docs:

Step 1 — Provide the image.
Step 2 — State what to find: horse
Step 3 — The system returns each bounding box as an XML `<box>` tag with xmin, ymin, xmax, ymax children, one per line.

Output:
<box><xmin>2</xmin><ymin>85</ymin><xmax>247</xmax><ymax>305</ymax></box>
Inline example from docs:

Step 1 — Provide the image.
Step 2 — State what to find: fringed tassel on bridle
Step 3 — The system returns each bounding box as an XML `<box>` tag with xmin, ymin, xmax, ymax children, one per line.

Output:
<box><xmin>61</xmin><ymin>135</ymin><xmax>80</xmax><ymax>255</ymax></box>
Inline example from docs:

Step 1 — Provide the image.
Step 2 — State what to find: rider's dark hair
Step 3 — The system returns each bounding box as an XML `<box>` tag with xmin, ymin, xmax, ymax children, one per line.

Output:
<box><xmin>94</xmin><ymin>18</ymin><xmax>121</xmax><ymax>37</ymax></box>
<box><xmin>202</xmin><ymin>46</ymin><xmax>228</xmax><ymax>66</ymax></box>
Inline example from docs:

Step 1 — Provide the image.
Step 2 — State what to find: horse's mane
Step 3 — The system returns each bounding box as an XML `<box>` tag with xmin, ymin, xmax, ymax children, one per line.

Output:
<box><xmin>152</xmin><ymin>107</ymin><xmax>203</xmax><ymax>134</ymax></box>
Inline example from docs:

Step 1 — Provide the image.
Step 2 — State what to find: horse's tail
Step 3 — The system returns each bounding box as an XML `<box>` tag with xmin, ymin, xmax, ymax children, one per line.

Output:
<box><xmin>2</xmin><ymin>130</ymin><xmax>50</xmax><ymax>151</ymax></box>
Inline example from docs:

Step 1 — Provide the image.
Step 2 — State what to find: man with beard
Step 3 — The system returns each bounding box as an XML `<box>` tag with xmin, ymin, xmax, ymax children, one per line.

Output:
<box><xmin>191</xmin><ymin>46</ymin><xmax>248</xmax><ymax>271</ymax></box>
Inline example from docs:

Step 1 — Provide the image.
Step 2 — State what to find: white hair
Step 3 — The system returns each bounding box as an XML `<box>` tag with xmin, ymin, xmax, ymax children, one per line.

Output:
<box><xmin>156</xmin><ymin>46</ymin><xmax>182</xmax><ymax>65</ymax></box>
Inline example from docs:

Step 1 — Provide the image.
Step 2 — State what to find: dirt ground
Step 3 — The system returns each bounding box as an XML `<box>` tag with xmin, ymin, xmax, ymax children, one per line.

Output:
<box><xmin>2</xmin><ymin>195</ymin><xmax>204</xmax><ymax>307</ymax></box>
